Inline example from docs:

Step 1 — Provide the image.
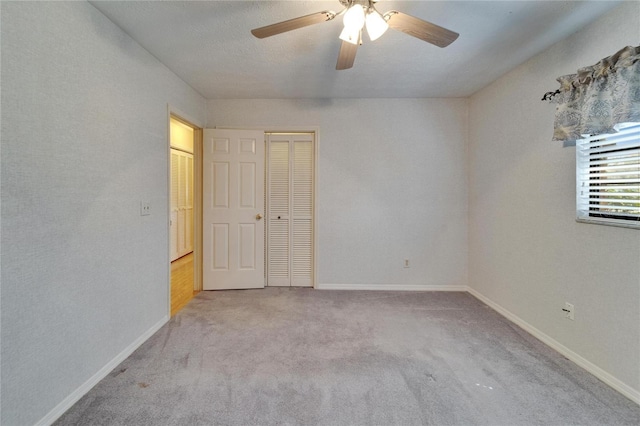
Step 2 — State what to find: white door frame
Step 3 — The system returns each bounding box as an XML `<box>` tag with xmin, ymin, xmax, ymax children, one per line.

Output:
<box><xmin>213</xmin><ymin>126</ymin><xmax>319</xmax><ymax>289</ymax></box>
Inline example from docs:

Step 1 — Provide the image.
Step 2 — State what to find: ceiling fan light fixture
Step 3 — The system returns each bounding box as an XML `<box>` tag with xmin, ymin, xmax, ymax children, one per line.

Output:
<box><xmin>365</xmin><ymin>8</ymin><xmax>388</xmax><ymax>41</ymax></box>
<box><xmin>339</xmin><ymin>26</ymin><xmax>361</xmax><ymax>45</ymax></box>
<box><xmin>342</xmin><ymin>4</ymin><xmax>365</xmax><ymax>30</ymax></box>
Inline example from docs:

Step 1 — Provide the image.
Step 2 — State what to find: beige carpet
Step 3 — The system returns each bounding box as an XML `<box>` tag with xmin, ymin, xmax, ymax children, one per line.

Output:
<box><xmin>56</xmin><ymin>288</ymin><xmax>640</xmax><ymax>425</ymax></box>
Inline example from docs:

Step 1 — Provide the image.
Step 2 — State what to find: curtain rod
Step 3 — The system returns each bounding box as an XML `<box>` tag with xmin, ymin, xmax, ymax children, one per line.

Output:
<box><xmin>541</xmin><ymin>89</ymin><xmax>560</xmax><ymax>101</ymax></box>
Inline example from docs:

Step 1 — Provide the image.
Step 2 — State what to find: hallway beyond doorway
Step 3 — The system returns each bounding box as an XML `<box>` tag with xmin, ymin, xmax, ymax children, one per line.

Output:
<box><xmin>170</xmin><ymin>253</ymin><xmax>196</xmax><ymax>316</ymax></box>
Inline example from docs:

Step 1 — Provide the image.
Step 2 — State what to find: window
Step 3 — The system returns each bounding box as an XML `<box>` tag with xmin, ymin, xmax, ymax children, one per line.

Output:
<box><xmin>576</xmin><ymin>123</ymin><xmax>640</xmax><ymax>229</ymax></box>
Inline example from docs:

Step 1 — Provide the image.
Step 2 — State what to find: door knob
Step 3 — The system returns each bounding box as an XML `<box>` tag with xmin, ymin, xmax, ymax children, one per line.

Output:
<box><xmin>256</xmin><ymin>213</ymin><xmax>263</xmax><ymax>220</ymax></box>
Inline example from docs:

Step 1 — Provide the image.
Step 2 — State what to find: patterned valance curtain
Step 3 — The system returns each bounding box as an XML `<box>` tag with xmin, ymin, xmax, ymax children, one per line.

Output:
<box><xmin>546</xmin><ymin>45</ymin><xmax>640</xmax><ymax>142</ymax></box>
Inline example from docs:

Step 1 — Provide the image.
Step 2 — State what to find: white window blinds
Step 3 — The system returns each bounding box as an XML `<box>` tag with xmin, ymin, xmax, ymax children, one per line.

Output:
<box><xmin>576</xmin><ymin>123</ymin><xmax>640</xmax><ymax>228</ymax></box>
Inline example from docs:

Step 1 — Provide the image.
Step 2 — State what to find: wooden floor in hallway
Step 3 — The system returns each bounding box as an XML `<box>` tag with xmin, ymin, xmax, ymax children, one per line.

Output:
<box><xmin>171</xmin><ymin>252</ymin><xmax>197</xmax><ymax>316</ymax></box>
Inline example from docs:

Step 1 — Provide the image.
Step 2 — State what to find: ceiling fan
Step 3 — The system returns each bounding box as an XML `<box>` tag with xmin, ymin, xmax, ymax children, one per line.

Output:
<box><xmin>251</xmin><ymin>0</ymin><xmax>459</xmax><ymax>70</ymax></box>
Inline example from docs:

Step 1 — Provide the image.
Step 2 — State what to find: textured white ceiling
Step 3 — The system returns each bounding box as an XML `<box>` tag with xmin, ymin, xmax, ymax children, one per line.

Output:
<box><xmin>90</xmin><ymin>0</ymin><xmax>620</xmax><ymax>99</ymax></box>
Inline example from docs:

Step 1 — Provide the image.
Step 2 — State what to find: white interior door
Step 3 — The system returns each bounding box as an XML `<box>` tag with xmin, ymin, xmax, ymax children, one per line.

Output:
<box><xmin>203</xmin><ymin>129</ymin><xmax>265</xmax><ymax>290</ymax></box>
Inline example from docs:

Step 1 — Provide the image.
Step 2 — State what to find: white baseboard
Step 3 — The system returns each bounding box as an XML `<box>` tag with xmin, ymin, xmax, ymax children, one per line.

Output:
<box><xmin>315</xmin><ymin>283</ymin><xmax>468</xmax><ymax>292</ymax></box>
<box><xmin>36</xmin><ymin>315</ymin><xmax>169</xmax><ymax>426</ymax></box>
<box><xmin>467</xmin><ymin>287</ymin><xmax>640</xmax><ymax>405</ymax></box>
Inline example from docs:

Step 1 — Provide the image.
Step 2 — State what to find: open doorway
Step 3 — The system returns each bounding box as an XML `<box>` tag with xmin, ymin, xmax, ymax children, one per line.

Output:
<box><xmin>169</xmin><ymin>115</ymin><xmax>202</xmax><ymax>315</ymax></box>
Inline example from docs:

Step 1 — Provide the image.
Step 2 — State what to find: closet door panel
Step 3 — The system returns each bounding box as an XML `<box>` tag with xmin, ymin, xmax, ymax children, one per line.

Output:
<box><xmin>170</xmin><ymin>150</ymin><xmax>180</xmax><ymax>261</ymax></box>
<box><xmin>292</xmin><ymin>139</ymin><xmax>313</xmax><ymax>286</ymax></box>
<box><xmin>292</xmin><ymin>218</ymin><xmax>312</xmax><ymax>286</ymax></box>
<box><xmin>267</xmin><ymin>219</ymin><xmax>289</xmax><ymax>286</ymax></box>
<box><xmin>267</xmin><ymin>140</ymin><xmax>290</xmax><ymax>286</ymax></box>
<box><xmin>293</xmin><ymin>140</ymin><xmax>313</xmax><ymax>217</ymax></box>
<box><xmin>178</xmin><ymin>154</ymin><xmax>188</xmax><ymax>255</ymax></box>
<box><xmin>186</xmin><ymin>154</ymin><xmax>194</xmax><ymax>252</ymax></box>
<box><xmin>269</xmin><ymin>141</ymin><xmax>290</xmax><ymax>218</ymax></box>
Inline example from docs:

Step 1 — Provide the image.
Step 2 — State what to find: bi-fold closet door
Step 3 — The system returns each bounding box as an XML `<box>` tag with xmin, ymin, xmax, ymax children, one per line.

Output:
<box><xmin>170</xmin><ymin>149</ymin><xmax>194</xmax><ymax>261</ymax></box>
<box><xmin>267</xmin><ymin>133</ymin><xmax>314</xmax><ymax>287</ymax></box>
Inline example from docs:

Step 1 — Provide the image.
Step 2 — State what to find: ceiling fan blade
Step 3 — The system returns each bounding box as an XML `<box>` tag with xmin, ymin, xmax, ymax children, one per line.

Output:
<box><xmin>251</xmin><ymin>11</ymin><xmax>336</xmax><ymax>39</ymax></box>
<box><xmin>385</xmin><ymin>11</ymin><xmax>459</xmax><ymax>48</ymax></box>
<box><xmin>336</xmin><ymin>40</ymin><xmax>358</xmax><ymax>70</ymax></box>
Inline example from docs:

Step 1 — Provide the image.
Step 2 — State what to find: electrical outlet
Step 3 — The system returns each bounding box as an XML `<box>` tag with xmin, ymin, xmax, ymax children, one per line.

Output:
<box><xmin>564</xmin><ymin>302</ymin><xmax>575</xmax><ymax>320</ymax></box>
<box><xmin>404</xmin><ymin>259</ymin><xmax>410</xmax><ymax>268</ymax></box>
<box><xmin>140</xmin><ymin>201</ymin><xmax>151</xmax><ymax>216</ymax></box>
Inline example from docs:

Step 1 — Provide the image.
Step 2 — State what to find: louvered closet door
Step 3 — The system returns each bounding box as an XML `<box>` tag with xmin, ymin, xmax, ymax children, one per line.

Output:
<box><xmin>170</xmin><ymin>148</ymin><xmax>194</xmax><ymax>261</ymax></box>
<box><xmin>178</xmin><ymin>154</ymin><xmax>187</xmax><ymax>254</ymax></box>
<box><xmin>185</xmin><ymin>155</ymin><xmax>194</xmax><ymax>252</ymax></box>
<box><xmin>170</xmin><ymin>150</ymin><xmax>180</xmax><ymax>261</ymax></box>
<box><xmin>267</xmin><ymin>133</ymin><xmax>314</xmax><ymax>287</ymax></box>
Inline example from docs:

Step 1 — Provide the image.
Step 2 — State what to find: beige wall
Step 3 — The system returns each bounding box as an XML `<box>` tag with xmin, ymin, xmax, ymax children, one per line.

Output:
<box><xmin>0</xmin><ymin>2</ymin><xmax>206</xmax><ymax>424</ymax></box>
<box><xmin>208</xmin><ymin>98</ymin><xmax>469</xmax><ymax>289</ymax></box>
<box><xmin>468</xmin><ymin>2</ymin><xmax>640</xmax><ymax>399</ymax></box>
